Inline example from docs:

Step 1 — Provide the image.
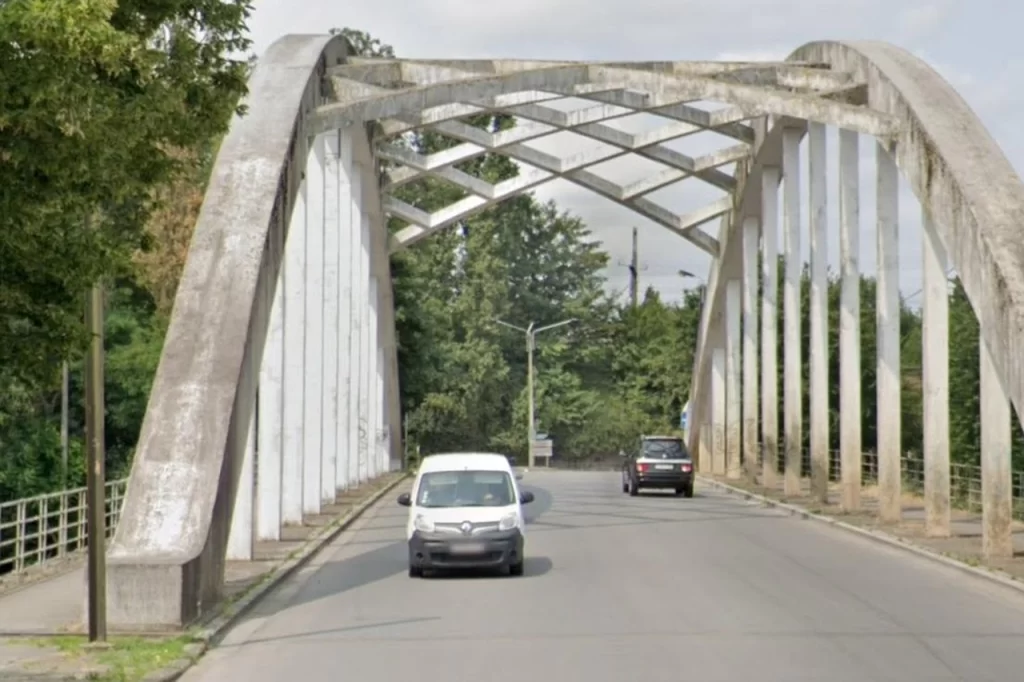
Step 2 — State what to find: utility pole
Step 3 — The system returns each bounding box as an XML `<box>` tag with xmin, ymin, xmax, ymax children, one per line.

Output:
<box><xmin>84</xmin><ymin>283</ymin><xmax>107</xmax><ymax>642</ymax></box>
<box><xmin>60</xmin><ymin>361</ymin><xmax>69</xmax><ymax>488</ymax></box>
<box><xmin>629</xmin><ymin>227</ymin><xmax>639</xmax><ymax>308</ymax></box>
<box><xmin>494</xmin><ymin>317</ymin><xmax>577</xmax><ymax>468</ymax></box>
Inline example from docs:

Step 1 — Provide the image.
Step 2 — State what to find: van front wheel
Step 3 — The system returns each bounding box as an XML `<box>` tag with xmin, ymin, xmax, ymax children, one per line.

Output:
<box><xmin>408</xmin><ymin>564</ymin><xmax>423</xmax><ymax>578</ymax></box>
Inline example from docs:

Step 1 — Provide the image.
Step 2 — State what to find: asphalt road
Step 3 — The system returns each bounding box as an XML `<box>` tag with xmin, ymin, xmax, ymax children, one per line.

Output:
<box><xmin>181</xmin><ymin>470</ymin><xmax>1024</xmax><ymax>682</ymax></box>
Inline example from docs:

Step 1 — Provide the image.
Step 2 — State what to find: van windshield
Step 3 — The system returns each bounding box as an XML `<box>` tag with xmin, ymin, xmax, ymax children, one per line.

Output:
<box><xmin>640</xmin><ymin>438</ymin><xmax>690</xmax><ymax>460</ymax></box>
<box><xmin>415</xmin><ymin>470</ymin><xmax>516</xmax><ymax>508</ymax></box>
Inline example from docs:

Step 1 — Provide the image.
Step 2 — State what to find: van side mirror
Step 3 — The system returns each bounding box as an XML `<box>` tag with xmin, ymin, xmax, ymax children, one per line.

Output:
<box><xmin>397</xmin><ymin>492</ymin><xmax>411</xmax><ymax>507</ymax></box>
<box><xmin>519</xmin><ymin>491</ymin><xmax>535</xmax><ymax>504</ymax></box>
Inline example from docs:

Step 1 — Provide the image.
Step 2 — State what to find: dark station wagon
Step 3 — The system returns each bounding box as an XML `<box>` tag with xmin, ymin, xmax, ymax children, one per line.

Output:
<box><xmin>620</xmin><ymin>435</ymin><xmax>694</xmax><ymax>498</ymax></box>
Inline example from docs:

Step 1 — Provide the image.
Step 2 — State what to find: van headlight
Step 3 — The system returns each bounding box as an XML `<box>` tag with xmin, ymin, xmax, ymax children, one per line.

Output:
<box><xmin>498</xmin><ymin>512</ymin><xmax>519</xmax><ymax>531</ymax></box>
<box><xmin>414</xmin><ymin>514</ymin><xmax>435</xmax><ymax>533</ymax></box>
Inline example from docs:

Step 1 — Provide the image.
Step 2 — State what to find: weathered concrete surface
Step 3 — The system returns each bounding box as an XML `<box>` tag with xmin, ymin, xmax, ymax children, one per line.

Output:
<box><xmin>792</xmin><ymin>41</ymin><xmax>1024</xmax><ymax>477</ymax></box>
<box><xmin>180</xmin><ymin>471</ymin><xmax>1024</xmax><ymax>681</ymax></box>
<box><xmin>106</xmin><ymin>33</ymin><xmax>352</xmax><ymax>631</ymax></box>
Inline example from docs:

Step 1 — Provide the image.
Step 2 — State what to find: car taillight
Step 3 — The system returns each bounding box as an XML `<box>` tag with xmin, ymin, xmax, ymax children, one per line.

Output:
<box><xmin>636</xmin><ymin>463</ymin><xmax>648</xmax><ymax>473</ymax></box>
<box><xmin>681</xmin><ymin>463</ymin><xmax>692</xmax><ymax>472</ymax></box>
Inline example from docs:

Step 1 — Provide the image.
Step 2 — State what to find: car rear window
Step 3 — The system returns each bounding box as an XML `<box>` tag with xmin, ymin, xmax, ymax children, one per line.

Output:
<box><xmin>640</xmin><ymin>439</ymin><xmax>690</xmax><ymax>460</ymax></box>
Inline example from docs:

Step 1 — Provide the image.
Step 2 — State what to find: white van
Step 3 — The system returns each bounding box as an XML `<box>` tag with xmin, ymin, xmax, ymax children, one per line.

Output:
<box><xmin>397</xmin><ymin>452</ymin><xmax>534</xmax><ymax>577</ymax></box>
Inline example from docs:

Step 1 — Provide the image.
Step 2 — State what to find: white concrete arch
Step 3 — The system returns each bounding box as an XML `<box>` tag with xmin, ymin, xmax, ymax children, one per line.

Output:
<box><xmin>103</xmin><ymin>33</ymin><xmax>1024</xmax><ymax>631</ymax></box>
<box><xmin>105</xmin><ymin>33</ymin><xmax>400</xmax><ymax>630</ymax></box>
<box><xmin>687</xmin><ymin>40</ymin><xmax>1024</xmax><ymax>557</ymax></box>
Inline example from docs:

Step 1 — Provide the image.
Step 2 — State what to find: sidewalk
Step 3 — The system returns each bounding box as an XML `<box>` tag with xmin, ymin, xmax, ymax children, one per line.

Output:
<box><xmin>702</xmin><ymin>472</ymin><xmax>1024</xmax><ymax>581</ymax></box>
<box><xmin>0</xmin><ymin>472</ymin><xmax>406</xmax><ymax>680</ymax></box>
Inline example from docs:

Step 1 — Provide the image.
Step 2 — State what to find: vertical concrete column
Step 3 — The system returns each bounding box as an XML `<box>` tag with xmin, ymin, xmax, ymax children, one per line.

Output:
<box><xmin>711</xmin><ymin>345</ymin><xmax>726</xmax><ymax>476</ymax></box>
<box><xmin>980</xmin><ymin>331</ymin><xmax>1013</xmax><ymax>558</ymax></box>
<box><xmin>808</xmin><ymin>122</ymin><xmax>829</xmax><ymax>503</ymax></box>
<box><xmin>725</xmin><ymin>279</ymin><xmax>742</xmax><ymax>479</ymax></box>
<box><xmin>281</xmin><ymin>177</ymin><xmax>307</xmax><ymax>525</ymax></box>
<box><xmin>302</xmin><ymin>135</ymin><xmax>326</xmax><ymax>515</ymax></box>
<box><xmin>782</xmin><ymin>127</ymin><xmax>803</xmax><ymax>496</ymax></box>
<box><xmin>227</xmin><ymin>408</ymin><xmax>256</xmax><ymax>560</ymax></box>
<box><xmin>699</xmin><ymin>417</ymin><xmax>712</xmax><ymax>473</ymax></box>
<box><xmin>347</xmin><ymin>161</ymin><xmax>364</xmax><ymax>488</ymax></box>
<box><xmin>256</xmin><ymin>206</ymin><xmax>285</xmax><ymax>541</ymax></box>
<box><xmin>336</xmin><ymin>131</ymin><xmax>355</xmax><ymax>492</ymax></box>
<box><xmin>741</xmin><ymin>216</ymin><xmax>760</xmax><ymax>479</ymax></box>
<box><xmin>761</xmin><ymin>166</ymin><xmax>780</xmax><ymax>488</ymax></box>
<box><xmin>921</xmin><ymin>210</ymin><xmax>950</xmax><ymax>536</ymax></box>
<box><xmin>377</xmin><ymin>346</ymin><xmax>390</xmax><ymax>472</ymax></box>
<box><xmin>321</xmin><ymin>132</ymin><xmax>341</xmax><ymax>504</ymax></box>
<box><xmin>366</xmin><ymin>277</ymin><xmax>381</xmax><ymax>479</ymax></box>
<box><xmin>357</xmin><ymin>197</ymin><xmax>372</xmax><ymax>482</ymax></box>
<box><xmin>876</xmin><ymin>143</ymin><xmax>901</xmax><ymax>523</ymax></box>
<box><xmin>838</xmin><ymin>129</ymin><xmax>862</xmax><ymax>512</ymax></box>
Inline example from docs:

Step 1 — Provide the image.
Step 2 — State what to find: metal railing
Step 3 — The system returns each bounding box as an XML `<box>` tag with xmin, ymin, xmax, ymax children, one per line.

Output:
<box><xmin>0</xmin><ymin>478</ymin><xmax>129</xmax><ymax>577</ymax></box>
<box><xmin>769</xmin><ymin>447</ymin><xmax>1024</xmax><ymax>519</ymax></box>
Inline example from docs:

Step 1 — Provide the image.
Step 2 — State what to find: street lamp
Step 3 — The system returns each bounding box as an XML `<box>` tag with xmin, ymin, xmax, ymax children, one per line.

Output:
<box><xmin>494</xmin><ymin>317</ymin><xmax>577</xmax><ymax>467</ymax></box>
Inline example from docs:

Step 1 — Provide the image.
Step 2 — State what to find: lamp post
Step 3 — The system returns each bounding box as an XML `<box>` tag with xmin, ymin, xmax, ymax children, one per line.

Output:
<box><xmin>494</xmin><ymin>317</ymin><xmax>577</xmax><ymax>467</ymax></box>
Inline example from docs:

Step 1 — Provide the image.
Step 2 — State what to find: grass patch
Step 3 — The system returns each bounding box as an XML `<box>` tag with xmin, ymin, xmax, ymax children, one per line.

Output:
<box><xmin>28</xmin><ymin>634</ymin><xmax>192</xmax><ymax>681</ymax></box>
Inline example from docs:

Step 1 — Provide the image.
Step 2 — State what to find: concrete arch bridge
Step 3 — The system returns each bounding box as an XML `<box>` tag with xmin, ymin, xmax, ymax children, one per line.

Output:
<box><xmin>103</xmin><ymin>35</ymin><xmax>1024</xmax><ymax>630</ymax></box>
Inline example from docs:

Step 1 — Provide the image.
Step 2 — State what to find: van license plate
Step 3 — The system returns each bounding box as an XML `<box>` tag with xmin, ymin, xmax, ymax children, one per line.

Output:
<box><xmin>450</xmin><ymin>542</ymin><xmax>486</xmax><ymax>554</ymax></box>
<box><xmin>655</xmin><ymin>464</ymin><xmax>673</xmax><ymax>470</ymax></box>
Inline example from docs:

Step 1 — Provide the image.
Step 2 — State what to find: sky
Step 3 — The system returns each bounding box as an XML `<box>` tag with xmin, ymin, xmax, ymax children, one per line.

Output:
<box><xmin>243</xmin><ymin>0</ymin><xmax>1023</xmax><ymax>306</ymax></box>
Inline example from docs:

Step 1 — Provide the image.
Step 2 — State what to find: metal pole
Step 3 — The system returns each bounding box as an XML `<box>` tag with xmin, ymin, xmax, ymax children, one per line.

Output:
<box><xmin>629</xmin><ymin>227</ymin><xmax>638</xmax><ymax>308</ymax></box>
<box><xmin>60</xmin><ymin>361</ymin><xmax>69</xmax><ymax>488</ymax></box>
<box><xmin>84</xmin><ymin>282</ymin><xmax>107</xmax><ymax>642</ymax></box>
<box><xmin>526</xmin><ymin>324</ymin><xmax>535</xmax><ymax>468</ymax></box>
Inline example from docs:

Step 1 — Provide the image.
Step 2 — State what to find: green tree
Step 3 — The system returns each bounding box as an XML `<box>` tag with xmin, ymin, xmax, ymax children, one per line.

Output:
<box><xmin>0</xmin><ymin>0</ymin><xmax>252</xmax><ymax>382</ymax></box>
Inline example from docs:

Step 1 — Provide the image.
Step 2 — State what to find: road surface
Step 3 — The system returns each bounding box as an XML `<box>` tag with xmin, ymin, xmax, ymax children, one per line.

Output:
<box><xmin>181</xmin><ymin>470</ymin><xmax>1024</xmax><ymax>681</ymax></box>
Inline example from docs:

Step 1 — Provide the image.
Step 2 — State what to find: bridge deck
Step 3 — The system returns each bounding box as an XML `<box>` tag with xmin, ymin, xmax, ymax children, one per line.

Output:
<box><xmin>175</xmin><ymin>470</ymin><xmax>1024</xmax><ymax>682</ymax></box>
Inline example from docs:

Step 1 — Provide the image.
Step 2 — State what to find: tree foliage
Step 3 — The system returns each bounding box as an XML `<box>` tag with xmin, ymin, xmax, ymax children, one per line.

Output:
<box><xmin>0</xmin><ymin>0</ymin><xmax>252</xmax><ymax>381</ymax></box>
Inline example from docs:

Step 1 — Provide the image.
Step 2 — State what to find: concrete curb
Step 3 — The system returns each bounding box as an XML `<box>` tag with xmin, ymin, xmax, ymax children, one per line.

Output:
<box><xmin>698</xmin><ymin>475</ymin><xmax>1024</xmax><ymax>599</ymax></box>
<box><xmin>141</xmin><ymin>472</ymin><xmax>410</xmax><ymax>682</ymax></box>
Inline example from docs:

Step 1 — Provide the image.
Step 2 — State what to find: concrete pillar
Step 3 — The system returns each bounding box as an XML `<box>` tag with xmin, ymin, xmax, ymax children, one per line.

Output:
<box><xmin>336</xmin><ymin>131</ymin><xmax>355</xmax><ymax>492</ymax></box>
<box><xmin>357</xmin><ymin>192</ymin><xmax>372</xmax><ymax>483</ymax></box>
<box><xmin>711</xmin><ymin>345</ymin><xmax>726</xmax><ymax>476</ymax></box>
<box><xmin>782</xmin><ymin>127</ymin><xmax>803</xmax><ymax>496</ymax></box>
<box><xmin>346</xmin><ymin>145</ymin><xmax>363</xmax><ymax>489</ymax></box>
<box><xmin>281</xmin><ymin>178</ymin><xmax>306</xmax><ymax>526</ymax></box>
<box><xmin>980</xmin><ymin>331</ymin><xmax>1013</xmax><ymax>558</ymax></box>
<box><xmin>741</xmin><ymin>216</ymin><xmax>760</xmax><ymax>479</ymax></box>
<box><xmin>807</xmin><ymin>122</ymin><xmax>829</xmax><ymax>503</ymax></box>
<box><xmin>838</xmin><ymin>129</ymin><xmax>862</xmax><ymax>512</ymax></box>
<box><xmin>321</xmin><ymin>133</ymin><xmax>341</xmax><ymax>503</ymax></box>
<box><xmin>921</xmin><ymin>210</ymin><xmax>950</xmax><ymax>536</ymax></box>
<box><xmin>725</xmin><ymin>279</ymin><xmax>742</xmax><ymax>479</ymax></box>
<box><xmin>367</xmin><ymin>277</ymin><xmax>381</xmax><ymax>479</ymax></box>
<box><xmin>302</xmin><ymin>135</ymin><xmax>326</xmax><ymax>515</ymax></box>
<box><xmin>377</xmin><ymin>345</ymin><xmax>389</xmax><ymax>473</ymax></box>
<box><xmin>226</xmin><ymin>409</ymin><xmax>255</xmax><ymax>560</ymax></box>
<box><xmin>699</xmin><ymin>418</ymin><xmax>711</xmax><ymax>473</ymax></box>
<box><xmin>876</xmin><ymin>143</ymin><xmax>901</xmax><ymax>523</ymax></box>
<box><xmin>760</xmin><ymin>166</ymin><xmax>780</xmax><ymax>488</ymax></box>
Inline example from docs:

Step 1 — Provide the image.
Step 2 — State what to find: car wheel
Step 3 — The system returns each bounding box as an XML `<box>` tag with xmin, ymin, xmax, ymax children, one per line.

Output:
<box><xmin>509</xmin><ymin>560</ymin><xmax>524</xmax><ymax>577</ymax></box>
<box><xmin>628</xmin><ymin>478</ymin><xmax>639</xmax><ymax>497</ymax></box>
<box><xmin>674</xmin><ymin>486</ymin><xmax>684</xmax><ymax>496</ymax></box>
<box><xmin>621</xmin><ymin>477</ymin><xmax>629</xmax><ymax>493</ymax></box>
<box><xmin>408</xmin><ymin>564</ymin><xmax>423</xmax><ymax>578</ymax></box>
<box><xmin>684</xmin><ymin>483</ymin><xmax>694</xmax><ymax>498</ymax></box>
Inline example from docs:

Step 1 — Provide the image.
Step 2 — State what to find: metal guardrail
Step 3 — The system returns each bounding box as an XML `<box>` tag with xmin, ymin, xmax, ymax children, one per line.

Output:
<box><xmin>0</xmin><ymin>478</ymin><xmax>129</xmax><ymax>577</ymax></box>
